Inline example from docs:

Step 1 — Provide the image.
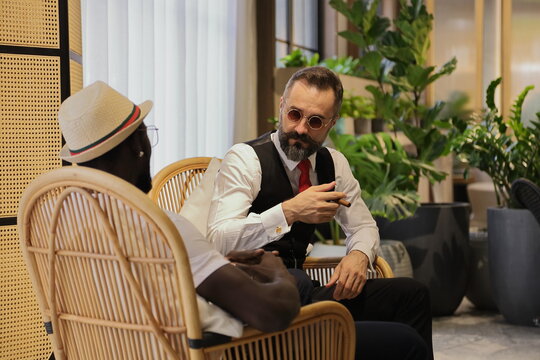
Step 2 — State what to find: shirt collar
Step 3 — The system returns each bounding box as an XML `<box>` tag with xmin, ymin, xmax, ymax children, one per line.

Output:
<box><xmin>272</xmin><ymin>130</ymin><xmax>317</xmax><ymax>172</ymax></box>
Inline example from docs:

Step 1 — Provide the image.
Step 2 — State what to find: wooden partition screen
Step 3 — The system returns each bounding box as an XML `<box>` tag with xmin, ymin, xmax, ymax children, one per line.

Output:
<box><xmin>0</xmin><ymin>0</ymin><xmax>82</xmax><ymax>358</ymax></box>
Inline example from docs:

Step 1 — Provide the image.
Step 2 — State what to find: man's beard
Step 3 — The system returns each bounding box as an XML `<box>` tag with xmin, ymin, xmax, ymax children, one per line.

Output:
<box><xmin>278</xmin><ymin>124</ymin><xmax>322</xmax><ymax>161</ymax></box>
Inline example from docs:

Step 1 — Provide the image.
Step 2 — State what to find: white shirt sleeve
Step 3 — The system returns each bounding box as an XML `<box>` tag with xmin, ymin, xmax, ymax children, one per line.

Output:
<box><xmin>207</xmin><ymin>143</ymin><xmax>292</xmax><ymax>255</ymax></box>
<box><xmin>330</xmin><ymin>149</ymin><xmax>380</xmax><ymax>262</ymax></box>
<box><xmin>165</xmin><ymin>210</ymin><xmax>230</xmax><ymax>287</ymax></box>
<box><xmin>161</xmin><ymin>211</ymin><xmax>244</xmax><ymax>337</ymax></box>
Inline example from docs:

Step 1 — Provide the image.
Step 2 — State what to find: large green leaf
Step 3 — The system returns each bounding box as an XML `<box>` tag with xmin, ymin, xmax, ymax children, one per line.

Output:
<box><xmin>486</xmin><ymin>78</ymin><xmax>502</xmax><ymax>111</ymax></box>
<box><xmin>329</xmin><ymin>0</ymin><xmax>353</xmax><ymax>23</ymax></box>
<box><xmin>368</xmin><ymin>17</ymin><xmax>391</xmax><ymax>41</ymax></box>
<box><xmin>359</xmin><ymin>51</ymin><xmax>384</xmax><ymax>80</ymax></box>
<box><xmin>406</xmin><ymin>65</ymin><xmax>433</xmax><ymax>88</ymax></box>
<box><xmin>428</xmin><ymin>58</ymin><xmax>457</xmax><ymax>85</ymax></box>
<box><xmin>338</xmin><ymin>30</ymin><xmax>367</xmax><ymax>49</ymax></box>
<box><xmin>366</xmin><ymin>85</ymin><xmax>398</xmax><ymax>120</ymax></box>
<box><xmin>510</xmin><ymin>84</ymin><xmax>534</xmax><ymax>126</ymax></box>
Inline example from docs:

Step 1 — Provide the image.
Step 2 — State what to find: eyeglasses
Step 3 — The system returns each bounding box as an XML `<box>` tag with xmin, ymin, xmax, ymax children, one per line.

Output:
<box><xmin>139</xmin><ymin>125</ymin><xmax>159</xmax><ymax>147</ymax></box>
<box><xmin>286</xmin><ymin>108</ymin><xmax>331</xmax><ymax>130</ymax></box>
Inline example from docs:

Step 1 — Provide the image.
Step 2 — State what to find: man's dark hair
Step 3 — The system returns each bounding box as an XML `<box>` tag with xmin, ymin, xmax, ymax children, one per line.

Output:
<box><xmin>78</xmin><ymin>127</ymin><xmax>139</xmax><ymax>171</ymax></box>
<box><xmin>283</xmin><ymin>66</ymin><xmax>344</xmax><ymax>116</ymax></box>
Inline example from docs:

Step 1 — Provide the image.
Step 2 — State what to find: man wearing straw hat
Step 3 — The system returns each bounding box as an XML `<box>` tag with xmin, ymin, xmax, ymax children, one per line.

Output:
<box><xmin>57</xmin><ymin>81</ymin><xmax>301</xmax><ymax>338</ymax></box>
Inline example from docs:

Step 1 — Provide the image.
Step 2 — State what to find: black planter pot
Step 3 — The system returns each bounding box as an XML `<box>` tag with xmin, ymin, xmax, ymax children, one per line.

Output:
<box><xmin>488</xmin><ymin>207</ymin><xmax>540</xmax><ymax>326</ymax></box>
<box><xmin>376</xmin><ymin>203</ymin><xmax>470</xmax><ymax>316</ymax></box>
<box><xmin>465</xmin><ymin>231</ymin><xmax>497</xmax><ymax>310</ymax></box>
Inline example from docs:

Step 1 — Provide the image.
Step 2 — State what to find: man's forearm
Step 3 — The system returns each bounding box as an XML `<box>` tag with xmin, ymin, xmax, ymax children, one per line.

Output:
<box><xmin>197</xmin><ymin>263</ymin><xmax>300</xmax><ymax>332</ymax></box>
<box><xmin>208</xmin><ymin>204</ymin><xmax>290</xmax><ymax>254</ymax></box>
<box><xmin>208</xmin><ymin>216</ymin><xmax>273</xmax><ymax>254</ymax></box>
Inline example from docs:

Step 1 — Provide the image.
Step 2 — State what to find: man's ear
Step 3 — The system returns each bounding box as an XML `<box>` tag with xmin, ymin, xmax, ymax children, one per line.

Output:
<box><xmin>279</xmin><ymin>96</ymin><xmax>284</xmax><ymax>110</ymax></box>
<box><xmin>126</xmin><ymin>130</ymin><xmax>146</xmax><ymax>160</ymax></box>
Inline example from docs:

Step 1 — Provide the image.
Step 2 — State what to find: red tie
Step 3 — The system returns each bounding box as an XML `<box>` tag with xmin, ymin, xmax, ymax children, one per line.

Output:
<box><xmin>297</xmin><ymin>159</ymin><xmax>312</xmax><ymax>193</ymax></box>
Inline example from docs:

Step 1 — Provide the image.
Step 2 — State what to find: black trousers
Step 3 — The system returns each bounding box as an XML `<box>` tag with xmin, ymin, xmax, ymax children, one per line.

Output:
<box><xmin>288</xmin><ymin>269</ymin><xmax>433</xmax><ymax>360</ymax></box>
<box><xmin>355</xmin><ymin>321</ymin><xmax>429</xmax><ymax>360</ymax></box>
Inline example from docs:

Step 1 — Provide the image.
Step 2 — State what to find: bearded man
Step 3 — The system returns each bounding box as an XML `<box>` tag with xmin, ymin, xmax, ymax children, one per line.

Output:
<box><xmin>207</xmin><ymin>67</ymin><xmax>433</xmax><ymax>359</ymax></box>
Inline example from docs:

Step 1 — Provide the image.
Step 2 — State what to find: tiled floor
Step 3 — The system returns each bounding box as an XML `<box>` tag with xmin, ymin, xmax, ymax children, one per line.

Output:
<box><xmin>433</xmin><ymin>299</ymin><xmax>540</xmax><ymax>360</ymax></box>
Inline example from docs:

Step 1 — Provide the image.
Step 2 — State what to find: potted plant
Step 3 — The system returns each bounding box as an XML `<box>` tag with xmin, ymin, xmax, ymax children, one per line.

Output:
<box><xmin>455</xmin><ymin>78</ymin><xmax>540</xmax><ymax>326</ymax></box>
<box><xmin>327</xmin><ymin>0</ymin><xmax>471</xmax><ymax>315</ymax></box>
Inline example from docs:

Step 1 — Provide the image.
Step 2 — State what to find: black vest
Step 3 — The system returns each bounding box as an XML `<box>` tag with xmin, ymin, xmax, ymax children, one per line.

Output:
<box><xmin>246</xmin><ymin>131</ymin><xmax>335</xmax><ymax>268</ymax></box>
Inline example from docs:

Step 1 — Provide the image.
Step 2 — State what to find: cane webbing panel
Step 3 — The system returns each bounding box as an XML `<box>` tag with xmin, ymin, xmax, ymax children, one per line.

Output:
<box><xmin>70</xmin><ymin>59</ymin><xmax>83</xmax><ymax>94</ymax></box>
<box><xmin>0</xmin><ymin>54</ymin><xmax>62</xmax><ymax>218</ymax></box>
<box><xmin>0</xmin><ymin>0</ymin><xmax>59</xmax><ymax>48</ymax></box>
<box><xmin>0</xmin><ymin>226</ymin><xmax>52</xmax><ymax>359</ymax></box>
<box><xmin>68</xmin><ymin>0</ymin><xmax>82</xmax><ymax>56</ymax></box>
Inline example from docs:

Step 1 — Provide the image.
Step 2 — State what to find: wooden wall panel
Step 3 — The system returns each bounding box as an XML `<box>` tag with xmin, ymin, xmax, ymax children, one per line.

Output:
<box><xmin>0</xmin><ymin>226</ymin><xmax>52</xmax><ymax>359</ymax></box>
<box><xmin>0</xmin><ymin>0</ymin><xmax>60</xmax><ymax>48</ymax></box>
<box><xmin>0</xmin><ymin>0</ymin><xmax>82</xmax><ymax>358</ymax></box>
<box><xmin>0</xmin><ymin>54</ymin><xmax>62</xmax><ymax>218</ymax></box>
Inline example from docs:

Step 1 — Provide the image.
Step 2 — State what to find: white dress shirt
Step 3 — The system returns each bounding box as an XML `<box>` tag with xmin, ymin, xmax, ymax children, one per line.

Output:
<box><xmin>207</xmin><ymin>131</ymin><xmax>380</xmax><ymax>263</ymax></box>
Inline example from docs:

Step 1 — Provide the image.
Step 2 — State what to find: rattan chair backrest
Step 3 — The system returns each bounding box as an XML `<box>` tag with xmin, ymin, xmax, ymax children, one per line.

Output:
<box><xmin>18</xmin><ymin>166</ymin><xmax>204</xmax><ymax>360</ymax></box>
<box><xmin>149</xmin><ymin>157</ymin><xmax>215</xmax><ymax>214</ymax></box>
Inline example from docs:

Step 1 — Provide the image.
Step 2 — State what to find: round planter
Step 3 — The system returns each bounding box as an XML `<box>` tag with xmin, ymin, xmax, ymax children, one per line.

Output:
<box><xmin>377</xmin><ymin>203</ymin><xmax>471</xmax><ymax>316</ymax></box>
<box><xmin>488</xmin><ymin>207</ymin><xmax>540</xmax><ymax>326</ymax></box>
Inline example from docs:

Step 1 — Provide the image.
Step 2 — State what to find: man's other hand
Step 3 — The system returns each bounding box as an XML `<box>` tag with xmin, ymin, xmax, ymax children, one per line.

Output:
<box><xmin>226</xmin><ymin>249</ymin><xmax>265</xmax><ymax>265</ymax></box>
<box><xmin>282</xmin><ymin>181</ymin><xmax>345</xmax><ymax>225</ymax></box>
<box><xmin>326</xmin><ymin>250</ymin><xmax>368</xmax><ymax>300</ymax></box>
<box><xmin>234</xmin><ymin>251</ymin><xmax>294</xmax><ymax>284</ymax></box>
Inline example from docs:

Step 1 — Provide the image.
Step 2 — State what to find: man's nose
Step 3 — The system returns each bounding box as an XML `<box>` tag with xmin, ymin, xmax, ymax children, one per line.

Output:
<box><xmin>295</xmin><ymin>116</ymin><xmax>310</xmax><ymax>134</ymax></box>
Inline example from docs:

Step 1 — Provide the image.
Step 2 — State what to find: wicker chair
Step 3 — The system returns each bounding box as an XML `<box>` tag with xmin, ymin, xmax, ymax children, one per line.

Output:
<box><xmin>18</xmin><ymin>166</ymin><xmax>355</xmax><ymax>360</ymax></box>
<box><xmin>150</xmin><ymin>157</ymin><xmax>217</xmax><ymax>214</ymax></box>
<box><xmin>151</xmin><ymin>157</ymin><xmax>394</xmax><ymax>280</ymax></box>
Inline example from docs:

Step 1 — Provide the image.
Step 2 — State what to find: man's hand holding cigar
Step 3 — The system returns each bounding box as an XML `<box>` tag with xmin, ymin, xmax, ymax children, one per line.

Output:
<box><xmin>282</xmin><ymin>181</ymin><xmax>349</xmax><ymax>225</ymax></box>
<box><xmin>336</xmin><ymin>198</ymin><xmax>351</xmax><ymax>207</ymax></box>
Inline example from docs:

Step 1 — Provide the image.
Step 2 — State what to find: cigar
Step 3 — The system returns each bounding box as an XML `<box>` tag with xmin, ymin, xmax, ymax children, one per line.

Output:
<box><xmin>336</xmin><ymin>199</ymin><xmax>351</xmax><ymax>207</ymax></box>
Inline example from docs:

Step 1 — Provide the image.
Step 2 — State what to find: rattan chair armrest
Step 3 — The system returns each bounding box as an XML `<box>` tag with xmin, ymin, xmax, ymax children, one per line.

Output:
<box><xmin>202</xmin><ymin>301</ymin><xmax>355</xmax><ymax>359</ymax></box>
<box><xmin>304</xmin><ymin>255</ymin><xmax>394</xmax><ymax>279</ymax></box>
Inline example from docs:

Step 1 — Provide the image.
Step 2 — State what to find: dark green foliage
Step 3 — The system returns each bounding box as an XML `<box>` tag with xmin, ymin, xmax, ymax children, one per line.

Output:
<box><xmin>279</xmin><ymin>49</ymin><xmax>319</xmax><ymax>67</ymax></box>
<box><xmin>329</xmin><ymin>130</ymin><xmax>447</xmax><ymax>221</ymax></box>
<box><xmin>455</xmin><ymin>78</ymin><xmax>540</xmax><ymax>208</ymax></box>
<box><xmin>329</xmin><ymin>0</ymin><xmax>461</xmax><ymax>166</ymax></box>
<box><xmin>340</xmin><ymin>93</ymin><xmax>375</xmax><ymax>119</ymax></box>
<box><xmin>325</xmin><ymin>0</ymin><xmax>468</xmax><ymax>219</ymax></box>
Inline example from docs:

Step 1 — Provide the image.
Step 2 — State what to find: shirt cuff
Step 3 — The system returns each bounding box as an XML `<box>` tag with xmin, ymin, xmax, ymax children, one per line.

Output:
<box><xmin>260</xmin><ymin>203</ymin><xmax>291</xmax><ymax>239</ymax></box>
<box><xmin>347</xmin><ymin>236</ymin><xmax>378</xmax><ymax>264</ymax></box>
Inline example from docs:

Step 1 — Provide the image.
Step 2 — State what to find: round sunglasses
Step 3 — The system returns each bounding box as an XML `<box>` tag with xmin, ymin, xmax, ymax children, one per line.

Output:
<box><xmin>286</xmin><ymin>108</ymin><xmax>332</xmax><ymax>130</ymax></box>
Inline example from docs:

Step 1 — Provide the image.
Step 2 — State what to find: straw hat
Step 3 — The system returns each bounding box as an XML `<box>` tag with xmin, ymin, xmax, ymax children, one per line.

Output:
<box><xmin>58</xmin><ymin>81</ymin><xmax>153</xmax><ymax>163</ymax></box>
